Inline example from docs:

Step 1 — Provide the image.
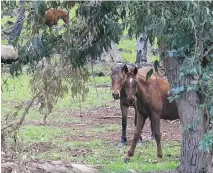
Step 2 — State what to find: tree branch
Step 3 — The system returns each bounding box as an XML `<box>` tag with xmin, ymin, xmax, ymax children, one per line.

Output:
<box><xmin>1</xmin><ymin>93</ymin><xmax>40</xmax><ymax>133</ymax></box>
<box><xmin>201</xmin><ymin>45</ymin><xmax>213</xmax><ymax>60</ymax></box>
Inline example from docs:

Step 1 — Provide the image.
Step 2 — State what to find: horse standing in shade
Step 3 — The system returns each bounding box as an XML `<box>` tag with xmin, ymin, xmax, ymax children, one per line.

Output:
<box><xmin>39</xmin><ymin>8</ymin><xmax>69</xmax><ymax>28</ymax></box>
<box><xmin>122</xmin><ymin>65</ymin><xmax>179</xmax><ymax>162</ymax></box>
<box><xmin>34</xmin><ymin>8</ymin><xmax>69</xmax><ymax>34</ymax></box>
<box><xmin>110</xmin><ymin>65</ymin><xmax>155</xmax><ymax>146</ymax></box>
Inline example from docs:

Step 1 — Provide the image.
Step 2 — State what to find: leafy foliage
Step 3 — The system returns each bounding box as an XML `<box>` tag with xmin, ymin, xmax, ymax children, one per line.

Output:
<box><xmin>145</xmin><ymin>68</ymin><xmax>153</xmax><ymax>81</ymax></box>
<box><xmin>199</xmin><ymin>131</ymin><xmax>213</xmax><ymax>153</ymax></box>
<box><xmin>30</xmin><ymin>56</ymin><xmax>89</xmax><ymax>123</ymax></box>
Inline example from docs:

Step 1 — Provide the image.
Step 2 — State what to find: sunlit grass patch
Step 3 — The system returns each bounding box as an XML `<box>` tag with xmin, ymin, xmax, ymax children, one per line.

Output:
<box><xmin>118</xmin><ymin>39</ymin><xmax>137</xmax><ymax>64</ymax></box>
<box><xmin>152</xmin><ymin>55</ymin><xmax>160</xmax><ymax>62</ymax></box>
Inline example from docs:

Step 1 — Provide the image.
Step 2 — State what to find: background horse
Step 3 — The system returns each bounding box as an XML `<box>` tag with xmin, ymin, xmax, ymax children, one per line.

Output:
<box><xmin>110</xmin><ymin>65</ymin><xmax>154</xmax><ymax>146</ymax></box>
<box><xmin>38</xmin><ymin>8</ymin><xmax>69</xmax><ymax>28</ymax></box>
<box><xmin>122</xmin><ymin>66</ymin><xmax>179</xmax><ymax>162</ymax></box>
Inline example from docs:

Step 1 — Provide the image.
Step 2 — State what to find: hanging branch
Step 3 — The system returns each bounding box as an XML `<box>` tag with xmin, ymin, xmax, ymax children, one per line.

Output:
<box><xmin>91</xmin><ymin>60</ymin><xmax>99</xmax><ymax>98</ymax></box>
<box><xmin>2</xmin><ymin>93</ymin><xmax>39</xmax><ymax>134</ymax></box>
<box><xmin>8</xmin><ymin>0</ymin><xmax>26</xmax><ymax>44</ymax></box>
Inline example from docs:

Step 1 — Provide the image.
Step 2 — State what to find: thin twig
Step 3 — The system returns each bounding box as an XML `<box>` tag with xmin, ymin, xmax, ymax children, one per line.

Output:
<box><xmin>1</xmin><ymin>93</ymin><xmax>39</xmax><ymax>133</ymax></box>
<box><xmin>91</xmin><ymin>61</ymin><xmax>99</xmax><ymax>98</ymax></box>
<box><xmin>201</xmin><ymin>45</ymin><xmax>213</xmax><ymax>60</ymax></box>
<box><xmin>1</xmin><ymin>15</ymin><xmax>33</xmax><ymax>33</ymax></box>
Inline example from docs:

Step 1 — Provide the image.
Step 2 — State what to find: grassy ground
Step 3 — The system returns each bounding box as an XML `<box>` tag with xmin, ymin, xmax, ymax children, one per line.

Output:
<box><xmin>1</xmin><ymin>64</ymin><xmax>180</xmax><ymax>173</ymax></box>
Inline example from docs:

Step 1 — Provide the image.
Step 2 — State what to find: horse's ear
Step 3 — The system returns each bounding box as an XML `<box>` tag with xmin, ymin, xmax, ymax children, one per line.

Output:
<box><xmin>133</xmin><ymin>67</ymin><xmax>138</xmax><ymax>75</ymax></box>
<box><xmin>122</xmin><ymin>64</ymin><xmax>128</xmax><ymax>74</ymax></box>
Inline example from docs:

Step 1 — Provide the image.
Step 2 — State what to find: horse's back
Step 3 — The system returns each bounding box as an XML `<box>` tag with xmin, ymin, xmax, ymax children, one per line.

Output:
<box><xmin>137</xmin><ymin>66</ymin><xmax>164</xmax><ymax>80</ymax></box>
<box><xmin>136</xmin><ymin>67</ymin><xmax>179</xmax><ymax>120</ymax></box>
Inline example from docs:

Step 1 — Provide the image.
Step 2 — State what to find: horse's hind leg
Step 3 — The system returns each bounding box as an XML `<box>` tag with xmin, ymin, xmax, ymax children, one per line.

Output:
<box><xmin>150</xmin><ymin>118</ymin><xmax>155</xmax><ymax>140</ymax></box>
<box><xmin>150</xmin><ymin>111</ymin><xmax>162</xmax><ymax>159</ymax></box>
<box><xmin>119</xmin><ymin>103</ymin><xmax>128</xmax><ymax>146</ymax></box>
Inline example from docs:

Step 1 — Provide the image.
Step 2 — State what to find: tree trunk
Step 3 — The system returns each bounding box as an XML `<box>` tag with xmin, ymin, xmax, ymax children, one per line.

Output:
<box><xmin>9</xmin><ymin>0</ymin><xmax>25</xmax><ymax>44</ymax></box>
<box><xmin>135</xmin><ymin>33</ymin><xmax>150</xmax><ymax>64</ymax></box>
<box><xmin>161</xmin><ymin>49</ymin><xmax>213</xmax><ymax>173</ymax></box>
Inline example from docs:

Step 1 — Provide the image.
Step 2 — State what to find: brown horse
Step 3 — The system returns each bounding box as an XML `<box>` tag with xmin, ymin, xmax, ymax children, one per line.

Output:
<box><xmin>39</xmin><ymin>8</ymin><xmax>69</xmax><ymax>28</ymax></box>
<box><xmin>122</xmin><ymin>65</ymin><xmax>179</xmax><ymax>162</ymax></box>
<box><xmin>110</xmin><ymin>65</ymin><xmax>154</xmax><ymax>146</ymax></box>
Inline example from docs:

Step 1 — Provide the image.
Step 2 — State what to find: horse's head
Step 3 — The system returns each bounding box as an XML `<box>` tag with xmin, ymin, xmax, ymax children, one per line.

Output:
<box><xmin>59</xmin><ymin>10</ymin><xmax>69</xmax><ymax>24</ymax></box>
<box><xmin>110</xmin><ymin>65</ymin><xmax>127</xmax><ymax>100</ymax></box>
<box><xmin>123</xmin><ymin>65</ymin><xmax>138</xmax><ymax>106</ymax></box>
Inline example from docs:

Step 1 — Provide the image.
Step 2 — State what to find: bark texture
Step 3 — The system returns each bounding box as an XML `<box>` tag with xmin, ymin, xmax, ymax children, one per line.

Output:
<box><xmin>161</xmin><ymin>49</ymin><xmax>213</xmax><ymax>173</ymax></box>
<box><xmin>135</xmin><ymin>33</ymin><xmax>149</xmax><ymax>63</ymax></box>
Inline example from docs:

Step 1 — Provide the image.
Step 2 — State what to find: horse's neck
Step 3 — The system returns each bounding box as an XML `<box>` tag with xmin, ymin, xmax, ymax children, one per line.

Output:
<box><xmin>135</xmin><ymin>78</ymin><xmax>147</xmax><ymax>101</ymax></box>
<box><xmin>120</xmin><ymin>85</ymin><xmax>127</xmax><ymax>98</ymax></box>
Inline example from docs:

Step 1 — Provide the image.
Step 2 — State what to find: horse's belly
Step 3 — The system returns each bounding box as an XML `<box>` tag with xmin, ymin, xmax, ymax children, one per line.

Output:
<box><xmin>160</xmin><ymin>104</ymin><xmax>179</xmax><ymax>120</ymax></box>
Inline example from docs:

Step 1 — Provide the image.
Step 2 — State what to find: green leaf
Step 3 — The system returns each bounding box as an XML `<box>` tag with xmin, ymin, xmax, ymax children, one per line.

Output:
<box><xmin>187</xmin><ymin>124</ymin><xmax>194</xmax><ymax>132</ymax></box>
<box><xmin>9</xmin><ymin>63</ymin><xmax>15</xmax><ymax>77</ymax></box>
<box><xmin>154</xmin><ymin>60</ymin><xmax>159</xmax><ymax>74</ymax></box>
<box><xmin>146</xmin><ymin>68</ymin><xmax>153</xmax><ymax>81</ymax></box>
<box><xmin>202</xmin><ymin>72</ymin><xmax>208</xmax><ymax>80</ymax></box>
<box><xmin>128</xmin><ymin>27</ymin><xmax>133</xmax><ymax>39</ymax></box>
<box><xmin>168</xmin><ymin>94</ymin><xmax>180</xmax><ymax>103</ymax></box>
<box><xmin>187</xmin><ymin>85</ymin><xmax>195</xmax><ymax>91</ymax></box>
<box><xmin>190</xmin><ymin>80</ymin><xmax>198</xmax><ymax>85</ymax></box>
<box><xmin>120</xmin><ymin>7</ymin><xmax>126</xmax><ymax>20</ymax></box>
<box><xmin>168</xmin><ymin>49</ymin><xmax>177</xmax><ymax>58</ymax></box>
<box><xmin>199</xmin><ymin>131</ymin><xmax>213</xmax><ymax>152</ymax></box>
<box><xmin>179</xmin><ymin>72</ymin><xmax>185</xmax><ymax>80</ymax></box>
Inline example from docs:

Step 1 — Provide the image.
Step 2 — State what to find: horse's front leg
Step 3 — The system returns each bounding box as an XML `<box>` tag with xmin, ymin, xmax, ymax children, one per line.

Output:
<box><xmin>124</xmin><ymin>111</ymin><xmax>146</xmax><ymax>162</ymax></box>
<box><xmin>119</xmin><ymin>102</ymin><xmax>128</xmax><ymax>147</ymax></box>
<box><xmin>133</xmin><ymin>105</ymin><xmax>142</xmax><ymax>146</ymax></box>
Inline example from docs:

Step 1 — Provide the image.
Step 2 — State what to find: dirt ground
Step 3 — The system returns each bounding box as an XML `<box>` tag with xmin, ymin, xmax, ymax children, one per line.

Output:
<box><xmin>55</xmin><ymin>100</ymin><xmax>181</xmax><ymax>144</ymax></box>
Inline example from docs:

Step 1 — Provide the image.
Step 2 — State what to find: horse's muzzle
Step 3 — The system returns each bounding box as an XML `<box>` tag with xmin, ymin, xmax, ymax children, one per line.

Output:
<box><xmin>112</xmin><ymin>93</ymin><xmax>120</xmax><ymax>100</ymax></box>
<box><xmin>127</xmin><ymin>98</ymin><xmax>135</xmax><ymax>106</ymax></box>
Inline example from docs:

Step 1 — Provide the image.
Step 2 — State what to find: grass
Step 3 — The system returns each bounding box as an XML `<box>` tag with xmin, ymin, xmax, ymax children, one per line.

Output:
<box><xmin>118</xmin><ymin>38</ymin><xmax>137</xmax><ymax>63</ymax></box>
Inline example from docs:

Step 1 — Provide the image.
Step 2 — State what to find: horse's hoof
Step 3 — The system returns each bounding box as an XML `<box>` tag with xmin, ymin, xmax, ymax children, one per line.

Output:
<box><xmin>118</xmin><ymin>142</ymin><xmax>126</xmax><ymax>148</ymax></box>
<box><xmin>124</xmin><ymin>157</ymin><xmax>130</xmax><ymax>163</ymax></box>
